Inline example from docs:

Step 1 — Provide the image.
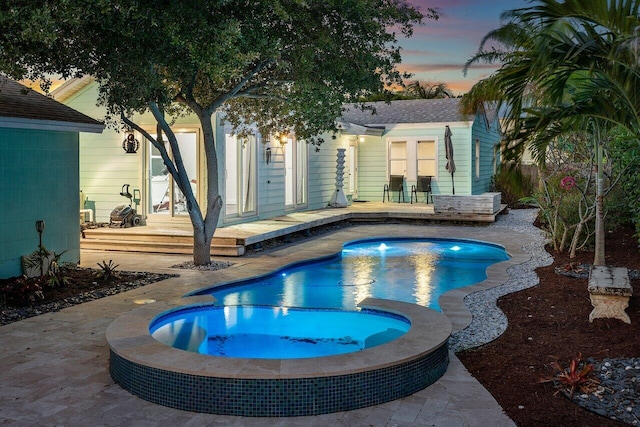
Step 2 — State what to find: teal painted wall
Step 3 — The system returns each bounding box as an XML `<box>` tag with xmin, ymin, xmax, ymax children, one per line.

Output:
<box><xmin>471</xmin><ymin>111</ymin><xmax>501</xmax><ymax>195</ymax></box>
<box><xmin>0</xmin><ymin>128</ymin><xmax>80</xmax><ymax>279</ymax></box>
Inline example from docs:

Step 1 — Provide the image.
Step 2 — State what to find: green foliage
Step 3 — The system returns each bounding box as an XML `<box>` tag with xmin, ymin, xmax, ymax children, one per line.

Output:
<box><xmin>95</xmin><ymin>260</ymin><xmax>120</xmax><ymax>281</ymax></box>
<box><xmin>492</xmin><ymin>166</ymin><xmax>536</xmax><ymax>207</ymax></box>
<box><xmin>22</xmin><ymin>245</ymin><xmax>53</xmax><ymax>278</ymax></box>
<box><xmin>23</xmin><ymin>245</ymin><xmax>68</xmax><ymax>282</ymax></box>
<box><xmin>46</xmin><ymin>258</ymin><xmax>71</xmax><ymax>288</ymax></box>
<box><xmin>360</xmin><ymin>80</ymin><xmax>456</xmax><ymax>102</ymax></box>
<box><xmin>404</xmin><ymin>81</ymin><xmax>454</xmax><ymax>99</ymax></box>
<box><xmin>463</xmin><ymin>0</ymin><xmax>640</xmax><ymax>263</ymax></box>
<box><xmin>521</xmin><ymin>129</ymin><xmax>626</xmax><ymax>257</ymax></box>
<box><xmin>608</xmin><ymin>131</ymin><xmax>640</xmax><ymax>243</ymax></box>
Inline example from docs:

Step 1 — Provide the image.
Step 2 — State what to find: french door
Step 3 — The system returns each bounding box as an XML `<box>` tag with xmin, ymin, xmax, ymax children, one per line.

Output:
<box><xmin>225</xmin><ymin>134</ymin><xmax>257</xmax><ymax>219</ymax></box>
<box><xmin>283</xmin><ymin>134</ymin><xmax>307</xmax><ymax>209</ymax></box>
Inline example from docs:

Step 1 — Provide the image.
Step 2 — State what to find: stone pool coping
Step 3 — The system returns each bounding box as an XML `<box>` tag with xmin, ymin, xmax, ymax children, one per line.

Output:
<box><xmin>107</xmin><ymin>297</ymin><xmax>452</xmax><ymax>416</ymax></box>
<box><xmin>104</xmin><ymin>225</ymin><xmax>535</xmax><ymax>417</ymax></box>
<box><xmin>106</xmin><ymin>297</ymin><xmax>451</xmax><ymax>379</ymax></box>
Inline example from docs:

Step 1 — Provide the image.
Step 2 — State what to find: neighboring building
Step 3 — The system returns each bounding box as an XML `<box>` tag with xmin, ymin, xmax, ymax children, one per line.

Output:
<box><xmin>52</xmin><ymin>79</ymin><xmax>501</xmax><ymax>229</ymax></box>
<box><xmin>0</xmin><ymin>77</ymin><xmax>104</xmax><ymax>278</ymax></box>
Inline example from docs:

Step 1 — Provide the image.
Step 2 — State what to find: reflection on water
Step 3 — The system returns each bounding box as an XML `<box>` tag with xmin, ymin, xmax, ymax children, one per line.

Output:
<box><xmin>212</xmin><ymin>239</ymin><xmax>509</xmax><ymax>311</ymax></box>
<box><xmin>349</xmin><ymin>254</ymin><xmax>375</xmax><ymax>305</ymax></box>
<box><xmin>410</xmin><ymin>250</ymin><xmax>437</xmax><ymax>307</ymax></box>
<box><xmin>151</xmin><ymin>305</ymin><xmax>410</xmax><ymax>358</ymax></box>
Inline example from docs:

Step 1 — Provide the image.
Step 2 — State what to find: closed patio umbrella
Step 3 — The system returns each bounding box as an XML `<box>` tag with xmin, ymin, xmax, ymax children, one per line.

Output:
<box><xmin>444</xmin><ymin>125</ymin><xmax>456</xmax><ymax>194</ymax></box>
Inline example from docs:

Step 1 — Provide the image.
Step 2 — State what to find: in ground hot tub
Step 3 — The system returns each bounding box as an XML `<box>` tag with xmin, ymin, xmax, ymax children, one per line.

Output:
<box><xmin>150</xmin><ymin>305</ymin><xmax>410</xmax><ymax>359</ymax></box>
<box><xmin>108</xmin><ymin>298</ymin><xmax>451</xmax><ymax>417</ymax></box>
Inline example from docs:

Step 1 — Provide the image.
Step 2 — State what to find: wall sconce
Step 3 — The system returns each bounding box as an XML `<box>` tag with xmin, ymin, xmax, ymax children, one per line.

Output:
<box><xmin>122</xmin><ymin>133</ymin><xmax>140</xmax><ymax>154</ymax></box>
<box><xmin>358</xmin><ymin>135</ymin><xmax>365</xmax><ymax>143</ymax></box>
<box><xmin>265</xmin><ymin>147</ymin><xmax>272</xmax><ymax>164</ymax></box>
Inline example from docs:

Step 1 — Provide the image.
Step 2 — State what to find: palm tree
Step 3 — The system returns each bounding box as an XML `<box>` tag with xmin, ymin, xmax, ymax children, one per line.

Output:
<box><xmin>463</xmin><ymin>0</ymin><xmax>640</xmax><ymax>266</ymax></box>
<box><xmin>405</xmin><ymin>80</ymin><xmax>454</xmax><ymax>99</ymax></box>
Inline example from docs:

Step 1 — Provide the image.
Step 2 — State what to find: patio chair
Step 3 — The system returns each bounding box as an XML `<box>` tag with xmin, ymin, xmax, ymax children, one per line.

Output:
<box><xmin>383</xmin><ymin>175</ymin><xmax>405</xmax><ymax>203</ymax></box>
<box><xmin>411</xmin><ymin>175</ymin><xmax>433</xmax><ymax>204</ymax></box>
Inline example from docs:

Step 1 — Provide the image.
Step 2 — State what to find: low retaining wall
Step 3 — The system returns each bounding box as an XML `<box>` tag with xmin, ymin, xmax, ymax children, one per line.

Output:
<box><xmin>433</xmin><ymin>192</ymin><xmax>501</xmax><ymax>215</ymax></box>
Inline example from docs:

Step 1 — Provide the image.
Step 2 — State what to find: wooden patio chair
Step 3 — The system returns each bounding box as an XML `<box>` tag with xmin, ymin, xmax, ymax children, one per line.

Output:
<box><xmin>411</xmin><ymin>175</ymin><xmax>433</xmax><ymax>204</ymax></box>
<box><xmin>383</xmin><ymin>175</ymin><xmax>405</xmax><ymax>203</ymax></box>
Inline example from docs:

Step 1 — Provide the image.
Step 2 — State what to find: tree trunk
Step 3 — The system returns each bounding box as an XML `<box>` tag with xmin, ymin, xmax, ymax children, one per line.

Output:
<box><xmin>192</xmin><ymin>110</ymin><xmax>222</xmax><ymax>265</ymax></box>
<box><xmin>593</xmin><ymin>136</ymin><xmax>605</xmax><ymax>266</ymax></box>
<box><xmin>141</xmin><ymin>103</ymin><xmax>222</xmax><ymax>265</ymax></box>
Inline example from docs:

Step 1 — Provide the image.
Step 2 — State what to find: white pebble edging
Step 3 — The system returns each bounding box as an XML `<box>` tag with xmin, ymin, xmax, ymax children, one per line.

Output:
<box><xmin>449</xmin><ymin>209</ymin><xmax>553</xmax><ymax>352</ymax></box>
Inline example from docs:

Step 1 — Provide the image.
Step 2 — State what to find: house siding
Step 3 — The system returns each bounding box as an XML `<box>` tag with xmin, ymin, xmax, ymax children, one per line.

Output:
<box><xmin>62</xmin><ymin>80</ymin><xmax>338</xmax><ymax>228</ymax></box>
<box><xmin>0</xmin><ymin>128</ymin><xmax>80</xmax><ymax>278</ymax></box>
<box><xmin>64</xmin><ymin>84</ymin><xmax>142</xmax><ymax>222</ymax></box>
<box><xmin>345</xmin><ymin>123</ymin><xmax>475</xmax><ymax>202</ymax></box>
<box><xmin>471</xmin><ymin>111</ymin><xmax>500</xmax><ymax>195</ymax></box>
<box><xmin>307</xmin><ymin>135</ymin><xmax>347</xmax><ymax>209</ymax></box>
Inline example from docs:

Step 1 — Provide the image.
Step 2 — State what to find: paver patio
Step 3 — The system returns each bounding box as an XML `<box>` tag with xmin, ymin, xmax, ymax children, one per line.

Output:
<box><xmin>0</xmin><ymin>221</ymin><xmax>530</xmax><ymax>426</ymax></box>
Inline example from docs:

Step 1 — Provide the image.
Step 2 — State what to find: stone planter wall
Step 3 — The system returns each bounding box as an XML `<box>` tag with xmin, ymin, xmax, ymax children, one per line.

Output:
<box><xmin>433</xmin><ymin>192</ymin><xmax>501</xmax><ymax>215</ymax></box>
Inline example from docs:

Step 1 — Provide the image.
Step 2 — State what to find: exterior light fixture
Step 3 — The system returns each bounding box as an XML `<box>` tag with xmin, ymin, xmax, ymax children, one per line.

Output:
<box><xmin>35</xmin><ymin>220</ymin><xmax>45</xmax><ymax>249</ymax></box>
<box><xmin>122</xmin><ymin>133</ymin><xmax>140</xmax><ymax>154</ymax></box>
<box><xmin>358</xmin><ymin>135</ymin><xmax>365</xmax><ymax>143</ymax></box>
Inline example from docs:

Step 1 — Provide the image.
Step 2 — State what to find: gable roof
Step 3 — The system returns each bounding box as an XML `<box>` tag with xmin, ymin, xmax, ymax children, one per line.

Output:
<box><xmin>340</xmin><ymin>98</ymin><xmax>470</xmax><ymax>127</ymax></box>
<box><xmin>0</xmin><ymin>76</ymin><xmax>103</xmax><ymax>133</ymax></box>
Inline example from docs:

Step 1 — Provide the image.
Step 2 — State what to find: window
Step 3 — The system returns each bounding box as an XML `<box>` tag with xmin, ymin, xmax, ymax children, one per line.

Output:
<box><xmin>417</xmin><ymin>140</ymin><xmax>436</xmax><ymax>176</ymax></box>
<box><xmin>475</xmin><ymin>139</ymin><xmax>480</xmax><ymax>179</ymax></box>
<box><xmin>389</xmin><ymin>141</ymin><xmax>407</xmax><ymax>176</ymax></box>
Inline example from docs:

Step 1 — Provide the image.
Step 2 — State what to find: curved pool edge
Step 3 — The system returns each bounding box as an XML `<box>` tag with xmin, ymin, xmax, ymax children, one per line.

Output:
<box><xmin>107</xmin><ymin>297</ymin><xmax>451</xmax><ymax>416</ymax></box>
<box><xmin>437</xmin><ymin>231</ymin><xmax>533</xmax><ymax>334</ymax></box>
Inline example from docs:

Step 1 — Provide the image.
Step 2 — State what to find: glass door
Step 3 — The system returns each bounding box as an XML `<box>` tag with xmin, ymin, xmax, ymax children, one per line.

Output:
<box><xmin>148</xmin><ymin>132</ymin><xmax>198</xmax><ymax>217</ymax></box>
<box><xmin>225</xmin><ymin>134</ymin><xmax>257</xmax><ymax>219</ymax></box>
<box><xmin>348</xmin><ymin>143</ymin><xmax>358</xmax><ymax>200</ymax></box>
<box><xmin>283</xmin><ymin>134</ymin><xmax>307</xmax><ymax>209</ymax></box>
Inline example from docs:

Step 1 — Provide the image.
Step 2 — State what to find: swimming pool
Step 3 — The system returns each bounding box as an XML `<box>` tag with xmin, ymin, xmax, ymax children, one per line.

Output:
<box><xmin>195</xmin><ymin>238</ymin><xmax>510</xmax><ymax>311</ymax></box>
<box><xmin>109</xmin><ymin>236</ymin><xmax>510</xmax><ymax>416</ymax></box>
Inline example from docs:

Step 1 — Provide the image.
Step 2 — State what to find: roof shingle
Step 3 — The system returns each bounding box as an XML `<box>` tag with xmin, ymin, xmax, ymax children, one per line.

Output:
<box><xmin>0</xmin><ymin>76</ymin><xmax>102</xmax><ymax>127</ymax></box>
<box><xmin>341</xmin><ymin>98</ymin><xmax>470</xmax><ymax>126</ymax></box>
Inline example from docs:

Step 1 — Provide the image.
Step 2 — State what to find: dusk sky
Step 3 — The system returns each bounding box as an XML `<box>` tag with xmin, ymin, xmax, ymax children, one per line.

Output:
<box><xmin>400</xmin><ymin>0</ymin><xmax>530</xmax><ymax>95</ymax></box>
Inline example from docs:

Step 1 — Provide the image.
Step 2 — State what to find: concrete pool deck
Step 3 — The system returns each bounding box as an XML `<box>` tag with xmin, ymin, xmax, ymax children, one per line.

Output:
<box><xmin>0</xmin><ymin>222</ymin><xmax>530</xmax><ymax>426</ymax></box>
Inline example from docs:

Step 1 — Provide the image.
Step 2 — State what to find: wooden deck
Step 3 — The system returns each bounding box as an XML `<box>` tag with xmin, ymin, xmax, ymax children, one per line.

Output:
<box><xmin>81</xmin><ymin>202</ymin><xmax>507</xmax><ymax>256</ymax></box>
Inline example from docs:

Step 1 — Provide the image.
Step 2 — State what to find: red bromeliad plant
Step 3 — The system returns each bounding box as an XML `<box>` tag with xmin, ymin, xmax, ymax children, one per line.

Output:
<box><xmin>540</xmin><ymin>353</ymin><xmax>599</xmax><ymax>397</ymax></box>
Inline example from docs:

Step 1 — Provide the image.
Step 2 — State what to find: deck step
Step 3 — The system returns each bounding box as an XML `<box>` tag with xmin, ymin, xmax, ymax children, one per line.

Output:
<box><xmin>82</xmin><ymin>229</ymin><xmax>239</xmax><ymax>247</ymax></box>
<box><xmin>80</xmin><ymin>239</ymin><xmax>245</xmax><ymax>257</ymax></box>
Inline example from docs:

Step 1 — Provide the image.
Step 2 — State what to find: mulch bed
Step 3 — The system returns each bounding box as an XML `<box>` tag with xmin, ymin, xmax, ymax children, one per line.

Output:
<box><xmin>458</xmin><ymin>225</ymin><xmax>640</xmax><ymax>426</ymax></box>
<box><xmin>0</xmin><ymin>268</ymin><xmax>175</xmax><ymax>325</ymax></box>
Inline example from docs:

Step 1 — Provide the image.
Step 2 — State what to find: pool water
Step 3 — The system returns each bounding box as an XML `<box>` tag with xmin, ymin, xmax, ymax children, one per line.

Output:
<box><xmin>151</xmin><ymin>238</ymin><xmax>509</xmax><ymax>359</ymax></box>
<box><xmin>150</xmin><ymin>305</ymin><xmax>410</xmax><ymax>359</ymax></box>
<box><xmin>201</xmin><ymin>238</ymin><xmax>510</xmax><ymax>311</ymax></box>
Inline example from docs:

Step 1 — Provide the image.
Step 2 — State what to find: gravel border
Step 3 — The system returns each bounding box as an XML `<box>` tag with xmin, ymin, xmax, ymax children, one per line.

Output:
<box><xmin>449</xmin><ymin>208</ymin><xmax>553</xmax><ymax>352</ymax></box>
